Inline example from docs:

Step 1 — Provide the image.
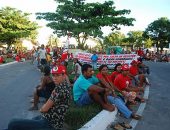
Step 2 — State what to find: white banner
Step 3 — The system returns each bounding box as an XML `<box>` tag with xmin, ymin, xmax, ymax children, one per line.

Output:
<box><xmin>75</xmin><ymin>52</ymin><xmax>138</xmax><ymax>69</ymax></box>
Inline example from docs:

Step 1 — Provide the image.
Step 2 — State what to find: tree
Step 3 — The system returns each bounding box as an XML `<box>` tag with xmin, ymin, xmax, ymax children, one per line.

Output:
<box><xmin>47</xmin><ymin>35</ymin><xmax>60</xmax><ymax>47</ymax></box>
<box><xmin>36</xmin><ymin>0</ymin><xmax>135</xmax><ymax>49</ymax></box>
<box><xmin>144</xmin><ymin>38</ymin><xmax>153</xmax><ymax>48</ymax></box>
<box><xmin>0</xmin><ymin>7</ymin><xmax>39</xmax><ymax>49</ymax></box>
<box><xmin>125</xmin><ymin>31</ymin><xmax>144</xmax><ymax>48</ymax></box>
<box><xmin>103</xmin><ymin>31</ymin><xmax>125</xmax><ymax>47</ymax></box>
<box><xmin>143</xmin><ymin>17</ymin><xmax>170</xmax><ymax>50</ymax></box>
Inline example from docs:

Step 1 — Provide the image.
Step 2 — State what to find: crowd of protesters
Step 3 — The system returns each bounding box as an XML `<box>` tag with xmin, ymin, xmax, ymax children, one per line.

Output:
<box><xmin>2</xmin><ymin>44</ymin><xmax>156</xmax><ymax>130</ymax></box>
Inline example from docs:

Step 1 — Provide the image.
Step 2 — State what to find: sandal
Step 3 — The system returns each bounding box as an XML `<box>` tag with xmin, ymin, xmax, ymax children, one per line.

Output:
<box><xmin>131</xmin><ymin>114</ymin><xmax>142</xmax><ymax>120</ymax></box>
<box><xmin>110</xmin><ymin>124</ymin><xmax>125</xmax><ymax>130</ymax></box>
<box><xmin>135</xmin><ymin>97</ymin><xmax>145</xmax><ymax>103</ymax></box>
<box><xmin>119</xmin><ymin>122</ymin><xmax>132</xmax><ymax>129</ymax></box>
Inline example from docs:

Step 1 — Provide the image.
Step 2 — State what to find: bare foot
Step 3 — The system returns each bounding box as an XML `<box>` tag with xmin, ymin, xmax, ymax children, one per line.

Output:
<box><xmin>102</xmin><ymin>103</ymin><xmax>115</xmax><ymax>112</ymax></box>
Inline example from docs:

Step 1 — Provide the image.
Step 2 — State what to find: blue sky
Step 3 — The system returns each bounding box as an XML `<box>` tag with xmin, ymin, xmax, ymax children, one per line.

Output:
<box><xmin>0</xmin><ymin>0</ymin><xmax>170</xmax><ymax>44</ymax></box>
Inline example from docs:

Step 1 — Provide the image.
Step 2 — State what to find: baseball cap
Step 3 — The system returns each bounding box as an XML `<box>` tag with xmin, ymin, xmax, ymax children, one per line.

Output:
<box><xmin>121</xmin><ymin>64</ymin><xmax>129</xmax><ymax>71</ymax></box>
<box><xmin>51</xmin><ymin>66</ymin><xmax>65</xmax><ymax>74</ymax></box>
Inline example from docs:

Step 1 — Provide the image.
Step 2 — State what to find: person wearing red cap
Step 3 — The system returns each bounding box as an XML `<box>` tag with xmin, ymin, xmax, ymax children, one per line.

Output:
<box><xmin>7</xmin><ymin>66</ymin><xmax>71</xmax><ymax>130</ymax></box>
<box><xmin>114</xmin><ymin>64</ymin><xmax>144</xmax><ymax>104</ymax></box>
<box><xmin>96</xmin><ymin>64</ymin><xmax>142</xmax><ymax>119</ymax></box>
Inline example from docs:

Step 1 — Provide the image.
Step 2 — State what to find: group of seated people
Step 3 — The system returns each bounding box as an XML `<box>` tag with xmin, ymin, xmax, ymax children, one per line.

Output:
<box><xmin>5</xmin><ymin>58</ymin><xmax>150</xmax><ymax>130</ymax></box>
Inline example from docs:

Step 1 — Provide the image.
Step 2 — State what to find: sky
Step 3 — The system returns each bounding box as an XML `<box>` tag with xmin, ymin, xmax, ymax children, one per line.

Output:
<box><xmin>0</xmin><ymin>0</ymin><xmax>170</xmax><ymax>45</ymax></box>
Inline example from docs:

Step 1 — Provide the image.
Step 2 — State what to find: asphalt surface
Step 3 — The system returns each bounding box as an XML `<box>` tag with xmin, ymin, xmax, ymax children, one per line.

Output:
<box><xmin>0</xmin><ymin>61</ymin><xmax>170</xmax><ymax>130</ymax></box>
<box><xmin>135</xmin><ymin>61</ymin><xmax>170</xmax><ymax>130</ymax></box>
<box><xmin>0</xmin><ymin>61</ymin><xmax>41</xmax><ymax>129</ymax></box>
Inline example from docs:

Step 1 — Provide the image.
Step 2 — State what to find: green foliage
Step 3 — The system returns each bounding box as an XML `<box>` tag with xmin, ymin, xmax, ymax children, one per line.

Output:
<box><xmin>143</xmin><ymin>17</ymin><xmax>170</xmax><ymax>49</ymax></box>
<box><xmin>36</xmin><ymin>0</ymin><xmax>135</xmax><ymax>50</ymax></box>
<box><xmin>103</xmin><ymin>31</ymin><xmax>125</xmax><ymax>47</ymax></box>
<box><xmin>125</xmin><ymin>31</ymin><xmax>144</xmax><ymax>47</ymax></box>
<box><xmin>65</xmin><ymin>103</ymin><xmax>101</xmax><ymax>130</ymax></box>
<box><xmin>144</xmin><ymin>38</ymin><xmax>153</xmax><ymax>48</ymax></box>
<box><xmin>0</xmin><ymin>7</ymin><xmax>39</xmax><ymax>48</ymax></box>
<box><xmin>47</xmin><ymin>35</ymin><xmax>60</xmax><ymax>47</ymax></box>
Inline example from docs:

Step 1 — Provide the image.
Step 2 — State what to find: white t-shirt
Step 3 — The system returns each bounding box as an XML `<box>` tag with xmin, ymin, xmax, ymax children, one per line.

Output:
<box><xmin>75</xmin><ymin>63</ymin><xmax>82</xmax><ymax>75</ymax></box>
<box><xmin>38</xmin><ymin>49</ymin><xmax>46</xmax><ymax>59</ymax></box>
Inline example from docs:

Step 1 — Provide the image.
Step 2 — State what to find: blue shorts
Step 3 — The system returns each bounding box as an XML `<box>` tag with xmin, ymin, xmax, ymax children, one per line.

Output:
<box><xmin>75</xmin><ymin>91</ymin><xmax>93</xmax><ymax>106</ymax></box>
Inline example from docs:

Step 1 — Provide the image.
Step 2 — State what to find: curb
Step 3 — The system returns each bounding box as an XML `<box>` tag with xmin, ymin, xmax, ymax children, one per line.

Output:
<box><xmin>79</xmin><ymin>109</ymin><xmax>118</xmax><ymax>130</ymax></box>
<box><xmin>79</xmin><ymin>85</ymin><xmax>150</xmax><ymax>130</ymax></box>
<box><xmin>0</xmin><ymin>61</ymin><xmax>17</xmax><ymax>67</ymax></box>
<box><xmin>129</xmin><ymin>85</ymin><xmax>150</xmax><ymax>130</ymax></box>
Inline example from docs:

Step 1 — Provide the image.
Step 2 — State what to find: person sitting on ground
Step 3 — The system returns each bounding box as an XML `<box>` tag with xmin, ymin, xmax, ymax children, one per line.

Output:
<box><xmin>54</xmin><ymin>59</ymin><xmax>72</xmax><ymax>87</ymax></box>
<box><xmin>114</xmin><ymin>64</ymin><xmax>145</xmax><ymax>105</ymax></box>
<box><xmin>96</xmin><ymin>64</ymin><xmax>141</xmax><ymax>119</ymax></box>
<box><xmin>29</xmin><ymin>65</ymin><xmax>55</xmax><ymax>111</ymax></box>
<box><xmin>110</xmin><ymin>63</ymin><xmax>122</xmax><ymax>83</ymax></box>
<box><xmin>73</xmin><ymin>64</ymin><xmax>141</xmax><ymax>119</ymax></box>
<box><xmin>6</xmin><ymin>66</ymin><xmax>71</xmax><ymax>130</ymax></box>
<box><xmin>96</xmin><ymin>64</ymin><xmax>120</xmax><ymax>93</ymax></box>
<box><xmin>129</xmin><ymin>60</ymin><xmax>149</xmax><ymax>87</ymax></box>
<box><xmin>73</xmin><ymin>64</ymin><xmax>115</xmax><ymax>112</ymax></box>
<box><xmin>137</xmin><ymin>60</ymin><xmax>150</xmax><ymax>75</ymax></box>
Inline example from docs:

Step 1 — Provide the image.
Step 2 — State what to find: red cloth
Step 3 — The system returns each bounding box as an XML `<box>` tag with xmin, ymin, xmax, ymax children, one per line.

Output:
<box><xmin>110</xmin><ymin>71</ymin><xmax>120</xmax><ymax>83</ymax></box>
<box><xmin>114</xmin><ymin>74</ymin><xmax>131</xmax><ymax>91</ymax></box>
<box><xmin>96</xmin><ymin>73</ymin><xmax>112</xmax><ymax>83</ymax></box>
<box><xmin>137</xmin><ymin>50</ymin><xmax>144</xmax><ymax>57</ymax></box>
<box><xmin>46</xmin><ymin>48</ymin><xmax>50</xmax><ymax>53</ymax></box>
<box><xmin>61</xmin><ymin>52</ymin><xmax>68</xmax><ymax>61</ymax></box>
<box><xmin>0</xmin><ymin>56</ymin><xmax>4</xmax><ymax>63</ymax></box>
<box><xmin>15</xmin><ymin>56</ymin><xmax>20</xmax><ymax>62</ymax></box>
<box><xmin>129</xmin><ymin>65</ymin><xmax>138</xmax><ymax>76</ymax></box>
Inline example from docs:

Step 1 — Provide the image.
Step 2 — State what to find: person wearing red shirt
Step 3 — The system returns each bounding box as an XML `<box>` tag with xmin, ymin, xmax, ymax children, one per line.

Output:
<box><xmin>137</xmin><ymin>48</ymin><xmax>144</xmax><ymax>57</ymax></box>
<box><xmin>45</xmin><ymin>45</ymin><xmax>50</xmax><ymax>54</ymax></box>
<box><xmin>96</xmin><ymin>64</ymin><xmax>118</xmax><ymax>92</ymax></box>
<box><xmin>96</xmin><ymin>64</ymin><xmax>142</xmax><ymax>120</ymax></box>
<box><xmin>129</xmin><ymin>60</ymin><xmax>147</xmax><ymax>87</ymax></box>
<box><xmin>0</xmin><ymin>55</ymin><xmax>4</xmax><ymax>63</ymax></box>
<box><xmin>114</xmin><ymin>64</ymin><xmax>144</xmax><ymax>103</ymax></box>
<box><xmin>15</xmin><ymin>55</ymin><xmax>21</xmax><ymax>62</ymax></box>
<box><xmin>61</xmin><ymin>51</ymin><xmax>68</xmax><ymax>62</ymax></box>
<box><xmin>110</xmin><ymin>63</ymin><xmax>122</xmax><ymax>84</ymax></box>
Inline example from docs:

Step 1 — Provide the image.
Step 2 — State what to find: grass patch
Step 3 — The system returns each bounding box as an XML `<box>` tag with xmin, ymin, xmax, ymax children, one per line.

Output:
<box><xmin>65</xmin><ymin>103</ymin><xmax>102</xmax><ymax>130</ymax></box>
<box><xmin>66</xmin><ymin>61</ymin><xmax>102</xmax><ymax>130</ymax></box>
<box><xmin>0</xmin><ymin>58</ymin><xmax>14</xmax><ymax>65</ymax></box>
<box><xmin>5</xmin><ymin>58</ymin><xmax>14</xmax><ymax>63</ymax></box>
<box><xmin>65</xmin><ymin>61</ymin><xmax>113</xmax><ymax>130</ymax></box>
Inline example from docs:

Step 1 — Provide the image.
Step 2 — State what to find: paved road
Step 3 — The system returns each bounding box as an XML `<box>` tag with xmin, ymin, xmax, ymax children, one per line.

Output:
<box><xmin>0</xmin><ymin>61</ymin><xmax>41</xmax><ymax>129</ymax></box>
<box><xmin>135</xmin><ymin>61</ymin><xmax>170</xmax><ymax>130</ymax></box>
